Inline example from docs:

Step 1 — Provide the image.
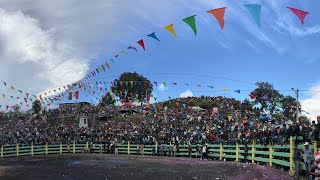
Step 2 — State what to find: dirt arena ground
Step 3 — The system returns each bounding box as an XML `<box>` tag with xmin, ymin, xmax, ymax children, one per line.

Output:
<box><xmin>0</xmin><ymin>154</ymin><xmax>293</xmax><ymax>180</ymax></box>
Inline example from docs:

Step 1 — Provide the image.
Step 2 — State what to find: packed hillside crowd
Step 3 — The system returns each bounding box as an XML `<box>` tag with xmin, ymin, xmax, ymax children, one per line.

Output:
<box><xmin>0</xmin><ymin>96</ymin><xmax>319</xmax><ymax>146</ymax></box>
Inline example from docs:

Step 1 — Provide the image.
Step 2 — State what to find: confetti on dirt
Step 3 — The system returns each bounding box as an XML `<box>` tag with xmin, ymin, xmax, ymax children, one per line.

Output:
<box><xmin>0</xmin><ymin>154</ymin><xmax>294</xmax><ymax>180</ymax></box>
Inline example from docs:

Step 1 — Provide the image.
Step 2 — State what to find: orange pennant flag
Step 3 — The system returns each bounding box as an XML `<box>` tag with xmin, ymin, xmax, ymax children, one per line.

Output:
<box><xmin>164</xmin><ymin>24</ymin><xmax>177</xmax><ymax>37</ymax></box>
<box><xmin>207</xmin><ymin>7</ymin><xmax>227</xmax><ymax>30</ymax></box>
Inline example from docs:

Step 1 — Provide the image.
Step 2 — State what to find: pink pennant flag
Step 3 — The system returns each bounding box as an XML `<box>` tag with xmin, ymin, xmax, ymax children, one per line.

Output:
<box><xmin>287</xmin><ymin>7</ymin><xmax>309</xmax><ymax>25</ymax></box>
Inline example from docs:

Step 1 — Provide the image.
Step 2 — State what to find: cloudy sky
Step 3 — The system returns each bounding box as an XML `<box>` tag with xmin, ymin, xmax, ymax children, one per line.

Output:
<box><xmin>0</xmin><ymin>0</ymin><xmax>319</xmax><ymax>120</ymax></box>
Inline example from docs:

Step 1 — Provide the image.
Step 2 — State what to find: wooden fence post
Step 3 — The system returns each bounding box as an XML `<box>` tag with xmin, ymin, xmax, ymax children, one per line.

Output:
<box><xmin>289</xmin><ymin>136</ymin><xmax>293</xmax><ymax>172</ymax></box>
<box><xmin>269</xmin><ymin>145</ymin><xmax>273</xmax><ymax>167</ymax></box>
<box><xmin>73</xmin><ymin>141</ymin><xmax>75</xmax><ymax>154</ymax></box>
<box><xmin>236</xmin><ymin>143</ymin><xmax>239</xmax><ymax>162</ymax></box>
<box><xmin>252</xmin><ymin>140</ymin><xmax>255</xmax><ymax>164</ymax></box>
<box><xmin>45</xmin><ymin>143</ymin><xmax>48</xmax><ymax>155</ymax></box>
<box><xmin>60</xmin><ymin>143</ymin><xmax>62</xmax><ymax>154</ymax></box>
<box><xmin>31</xmin><ymin>143</ymin><xmax>34</xmax><ymax>156</ymax></box>
<box><xmin>128</xmin><ymin>141</ymin><xmax>130</xmax><ymax>155</ymax></box>
<box><xmin>16</xmin><ymin>144</ymin><xmax>19</xmax><ymax>157</ymax></box>
<box><xmin>1</xmin><ymin>145</ymin><xmax>3</xmax><ymax>158</ymax></box>
<box><xmin>219</xmin><ymin>143</ymin><xmax>223</xmax><ymax>160</ymax></box>
<box><xmin>155</xmin><ymin>142</ymin><xmax>158</xmax><ymax>154</ymax></box>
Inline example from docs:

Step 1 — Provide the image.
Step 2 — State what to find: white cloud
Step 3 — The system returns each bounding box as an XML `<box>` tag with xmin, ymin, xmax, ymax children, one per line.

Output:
<box><xmin>0</xmin><ymin>8</ymin><xmax>88</xmax><ymax>107</ymax></box>
<box><xmin>301</xmin><ymin>84</ymin><xmax>320</xmax><ymax>121</ymax></box>
<box><xmin>180</xmin><ymin>90</ymin><xmax>193</xmax><ymax>98</ymax></box>
<box><xmin>158</xmin><ymin>84</ymin><xmax>168</xmax><ymax>92</ymax></box>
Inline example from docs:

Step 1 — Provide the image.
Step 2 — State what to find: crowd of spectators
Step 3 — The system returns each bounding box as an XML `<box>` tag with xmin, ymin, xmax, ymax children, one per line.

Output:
<box><xmin>0</xmin><ymin>96</ymin><xmax>319</xmax><ymax>147</ymax></box>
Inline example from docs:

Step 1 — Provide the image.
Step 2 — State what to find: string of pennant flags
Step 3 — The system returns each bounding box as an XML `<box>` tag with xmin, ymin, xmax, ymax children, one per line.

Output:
<box><xmin>77</xmin><ymin>5</ymin><xmax>309</xmax><ymax>84</ymax></box>
<box><xmin>0</xmin><ymin>4</ymin><xmax>313</xmax><ymax>111</ymax></box>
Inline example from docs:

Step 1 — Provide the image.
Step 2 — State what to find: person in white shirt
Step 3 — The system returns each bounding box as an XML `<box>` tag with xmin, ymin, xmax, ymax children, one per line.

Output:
<box><xmin>201</xmin><ymin>143</ymin><xmax>207</xmax><ymax>160</ymax></box>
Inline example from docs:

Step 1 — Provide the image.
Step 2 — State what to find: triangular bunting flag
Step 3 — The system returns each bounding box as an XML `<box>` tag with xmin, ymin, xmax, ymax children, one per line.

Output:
<box><xmin>147</xmin><ymin>32</ymin><xmax>160</xmax><ymax>42</ymax></box>
<box><xmin>249</xmin><ymin>94</ymin><xmax>256</xmax><ymax>99</ymax></box>
<box><xmin>128</xmin><ymin>46</ymin><xmax>138</xmax><ymax>52</ymax></box>
<box><xmin>207</xmin><ymin>7</ymin><xmax>227</xmax><ymax>30</ymax></box>
<box><xmin>164</xmin><ymin>24</ymin><xmax>177</xmax><ymax>37</ymax></box>
<box><xmin>183</xmin><ymin>15</ymin><xmax>197</xmax><ymax>35</ymax></box>
<box><xmin>137</xmin><ymin>39</ymin><xmax>145</xmax><ymax>51</ymax></box>
<box><xmin>234</xmin><ymin>89</ymin><xmax>241</xmax><ymax>94</ymax></box>
<box><xmin>287</xmin><ymin>7</ymin><xmax>309</xmax><ymax>25</ymax></box>
<box><xmin>120</xmin><ymin>51</ymin><xmax>128</xmax><ymax>55</ymax></box>
<box><xmin>244</xmin><ymin>4</ymin><xmax>262</xmax><ymax>26</ymax></box>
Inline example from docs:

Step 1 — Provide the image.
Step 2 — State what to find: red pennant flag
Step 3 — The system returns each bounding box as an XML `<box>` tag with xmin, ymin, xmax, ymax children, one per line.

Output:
<box><xmin>287</xmin><ymin>7</ymin><xmax>309</xmax><ymax>25</ymax></box>
<box><xmin>105</xmin><ymin>63</ymin><xmax>110</xmax><ymax>69</ymax></box>
<box><xmin>26</xmin><ymin>93</ymin><xmax>29</xmax><ymax>99</ymax></box>
<box><xmin>115</xmin><ymin>54</ymin><xmax>119</xmax><ymax>58</ymax></box>
<box><xmin>137</xmin><ymin>39</ymin><xmax>145</xmax><ymax>51</ymax></box>
<box><xmin>249</xmin><ymin>94</ymin><xmax>256</xmax><ymax>99</ymax></box>
<box><xmin>207</xmin><ymin>7</ymin><xmax>227</xmax><ymax>30</ymax></box>
<box><xmin>120</xmin><ymin>81</ymin><xmax>123</xmax><ymax>86</ymax></box>
<box><xmin>5</xmin><ymin>105</ymin><xmax>9</xmax><ymax>110</ymax></box>
<box><xmin>75</xmin><ymin>91</ymin><xmax>79</xmax><ymax>100</ymax></box>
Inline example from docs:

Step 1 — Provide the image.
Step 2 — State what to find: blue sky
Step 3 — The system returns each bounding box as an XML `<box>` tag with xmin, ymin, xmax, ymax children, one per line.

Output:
<box><xmin>81</xmin><ymin>1</ymin><xmax>320</xmax><ymax>119</ymax></box>
<box><xmin>0</xmin><ymin>0</ymin><xmax>319</xmax><ymax>119</ymax></box>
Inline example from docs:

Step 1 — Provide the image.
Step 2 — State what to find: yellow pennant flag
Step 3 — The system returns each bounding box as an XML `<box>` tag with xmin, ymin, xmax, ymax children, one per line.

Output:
<box><xmin>2</xmin><ymin>94</ymin><xmax>6</xmax><ymax>98</ymax></box>
<box><xmin>10</xmin><ymin>86</ymin><xmax>14</xmax><ymax>90</ymax></box>
<box><xmin>222</xmin><ymin>88</ymin><xmax>228</xmax><ymax>91</ymax></box>
<box><xmin>228</xmin><ymin>115</ymin><xmax>232</xmax><ymax>121</ymax></box>
<box><xmin>164</xmin><ymin>24</ymin><xmax>177</xmax><ymax>37</ymax></box>
<box><xmin>98</xmin><ymin>67</ymin><xmax>103</xmax><ymax>72</ymax></box>
<box><xmin>130</xmin><ymin>81</ymin><xmax>134</xmax><ymax>86</ymax></box>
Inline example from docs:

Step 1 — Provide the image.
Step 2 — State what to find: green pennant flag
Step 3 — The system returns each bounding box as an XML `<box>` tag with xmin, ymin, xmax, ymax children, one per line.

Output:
<box><xmin>183</xmin><ymin>15</ymin><xmax>197</xmax><ymax>36</ymax></box>
<box><xmin>275</xmin><ymin>102</ymin><xmax>282</xmax><ymax>108</ymax></box>
<box><xmin>162</xmin><ymin>82</ymin><xmax>167</xmax><ymax>87</ymax></box>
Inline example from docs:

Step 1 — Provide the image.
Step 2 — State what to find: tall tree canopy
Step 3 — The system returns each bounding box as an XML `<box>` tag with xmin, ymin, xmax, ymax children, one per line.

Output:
<box><xmin>281</xmin><ymin>96</ymin><xmax>299</xmax><ymax>120</ymax></box>
<box><xmin>111</xmin><ymin>72</ymin><xmax>153</xmax><ymax>103</ymax></box>
<box><xmin>250</xmin><ymin>82</ymin><xmax>284</xmax><ymax>114</ymax></box>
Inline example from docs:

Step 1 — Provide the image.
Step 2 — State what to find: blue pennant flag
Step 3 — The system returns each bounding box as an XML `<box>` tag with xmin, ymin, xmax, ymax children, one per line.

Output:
<box><xmin>147</xmin><ymin>32</ymin><xmax>160</xmax><ymax>42</ymax></box>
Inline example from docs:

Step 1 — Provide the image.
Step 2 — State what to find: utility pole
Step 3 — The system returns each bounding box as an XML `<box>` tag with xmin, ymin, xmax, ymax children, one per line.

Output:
<box><xmin>292</xmin><ymin>88</ymin><xmax>299</xmax><ymax>122</ymax></box>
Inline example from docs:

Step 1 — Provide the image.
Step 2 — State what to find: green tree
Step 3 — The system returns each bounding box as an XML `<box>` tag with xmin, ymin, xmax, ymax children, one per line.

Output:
<box><xmin>32</xmin><ymin>100</ymin><xmax>41</xmax><ymax>116</ymax></box>
<box><xmin>111</xmin><ymin>72</ymin><xmax>153</xmax><ymax>102</ymax></box>
<box><xmin>250</xmin><ymin>82</ymin><xmax>284</xmax><ymax>114</ymax></box>
<box><xmin>280</xmin><ymin>96</ymin><xmax>299</xmax><ymax>120</ymax></box>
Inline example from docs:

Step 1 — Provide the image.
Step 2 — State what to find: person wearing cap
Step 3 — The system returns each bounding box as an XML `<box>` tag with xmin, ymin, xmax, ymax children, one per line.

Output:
<box><xmin>304</xmin><ymin>142</ymin><xmax>313</xmax><ymax>180</ymax></box>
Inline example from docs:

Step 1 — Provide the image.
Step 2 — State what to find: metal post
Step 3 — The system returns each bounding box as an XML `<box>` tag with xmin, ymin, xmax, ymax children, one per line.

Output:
<box><xmin>60</xmin><ymin>143</ymin><xmax>62</xmax><ymax>155</ymax></box>
<box><xmin>45</xmin><ymin>143</ymin><xmax>48</xmax><ymax>155</ymax></box>
<box><xmin>292</xmin><ymin>88</ymin><xmax>299</xmax><ymax>122</ymax></box>
<box><xmin>290</xmin><ymin>136</ymin><xmax>293</xmax><ymax>172</ymax></box>
<box><xmin>31</xmin><ymin>143</ymin><xmax>34</xmax><ymax>156</ymax></box>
